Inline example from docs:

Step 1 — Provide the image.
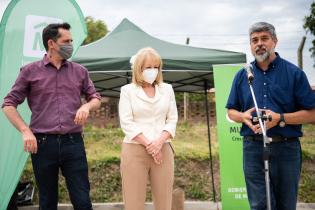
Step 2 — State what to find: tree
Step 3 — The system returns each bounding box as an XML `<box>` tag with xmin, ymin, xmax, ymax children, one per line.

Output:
<box><xmin>83</xmin><ymin>16</ymin><xmax>108</xmax><ymax>45</ymax></box>
<box><xmin>304</xmin><ymin>2</ymin><xmax>315</xmax><ymax>62</ymax></box>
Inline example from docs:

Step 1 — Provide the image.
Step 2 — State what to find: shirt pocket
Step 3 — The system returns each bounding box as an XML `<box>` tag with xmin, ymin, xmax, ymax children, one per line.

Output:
<box><xmin>270</xmin><ymin>84</ymin><xmax>294</xmax><ymax>109</ymax></box>
<box><xmin>30</xmin><ymin>78</ymin><xmax>55</xmax><ymax>96</ymax></box>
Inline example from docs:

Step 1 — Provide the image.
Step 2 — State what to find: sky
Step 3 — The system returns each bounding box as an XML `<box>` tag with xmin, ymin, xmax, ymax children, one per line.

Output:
<box><xmin>1</xmin><ymin>0</ymin><xmax>315</xmax><ymax>84</ymax></box>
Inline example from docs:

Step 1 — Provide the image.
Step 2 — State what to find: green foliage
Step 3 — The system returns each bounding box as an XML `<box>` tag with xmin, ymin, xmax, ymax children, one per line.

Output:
<box><xmin>304</xmin><ymin>2</ymin><xmax>315</xmax><ymax>62</ymax></box>
<box><xmin>299</xmin><ymin>160</ymin><xmax>315</xmax><ymax>202</ymax></box>
<box><xmin>83</xmin><ymin>124</ymin><xmax>124</xmax><ymax>161</ymax></box>
<box><xmin>175</xmin><ymin>92</ymin><xmax>204</xmax><ymax>102</ymax></box>
<box><xmin>300</xmin><ymin>124</ymin><xmax>315</xmax><ymax>160</ymax></box>
<box><xmin>172</xmin><ymin>122</ymin><xmax>218</xmax><ymax>160</ymax></box>
<box><xmin>83</xmin><ymin>122</ymin><xmax>217</xmax><ymax>161</ymax></box>
<box><xmin>83</xmin><ymin>16</ymin><xmax>108</xmax><ymax>45</ymax></box>
<box><xmin>174</xmin><ymin>158</ymin><xmax>215</xmax><ymax>200</ymax></box>
<box><xmin>301</xmin><ymin>149</ymin><xmax>313</xmax><ymax>161</ymax></box>
<box><xmin>189</xmin><ymin>182</ymin><xmax>208</xmax><ymax>199</ymax></box>
<box><xmin>175</xmin><ymin>92</ymin><xmax>215</xmax><ymax>103</ymax></box>
<box><xmin>89</xmin><ymin>160</ymin><xmax>122</xmax><ymax>202</ymax></box>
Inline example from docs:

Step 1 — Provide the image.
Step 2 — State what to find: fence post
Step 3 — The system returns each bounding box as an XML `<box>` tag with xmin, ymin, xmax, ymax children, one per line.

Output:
<box><xmin>172</xmin><ymin>188</ymin><xmax>185</xmax><ymax>210</ymax></box>
<box><xmin>184</xmin><ymin>92</ymin><xmax>188</xmax><ymax>121</ymax></box>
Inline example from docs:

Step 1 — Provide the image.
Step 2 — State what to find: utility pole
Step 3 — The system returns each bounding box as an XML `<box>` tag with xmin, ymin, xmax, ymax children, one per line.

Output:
<box><xmin>186</xmin><ymin>37</ymin><xmax>190</xmax><ymax>45</ymax></box>
<box><xmin>298</xmin><ymin>36</ymin><xmax>306</xmax><ymax>70</ymax></box>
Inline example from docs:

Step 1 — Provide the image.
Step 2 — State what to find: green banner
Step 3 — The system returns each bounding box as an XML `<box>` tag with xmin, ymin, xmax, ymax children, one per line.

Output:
<box><xmin>0</xmin><ymin>1</ymin><xmax>86</xmax><ymax>209</ymax></box>
<box><xmin>213</xmin><ymin>65</ymin><xmax>249</xmax><ymax>210</ymax></box>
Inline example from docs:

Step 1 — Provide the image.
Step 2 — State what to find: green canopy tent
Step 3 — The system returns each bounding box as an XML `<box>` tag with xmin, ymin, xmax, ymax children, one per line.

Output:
<box><xmin>72</xmin><ymin>18</ymin><xmax>246</xmax><ymax>203</ymax></box>
<box><xmin>73</xmin><ymin>18</ymin><xmax>246</xmax><ymax>97</ymax></box>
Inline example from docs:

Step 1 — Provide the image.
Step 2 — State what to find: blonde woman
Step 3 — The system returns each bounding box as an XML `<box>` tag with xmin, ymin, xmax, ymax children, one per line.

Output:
<box><xmin>119</xmin><ymin>47</ymin><xmax>178</xmax><ymax>210</ymax></box>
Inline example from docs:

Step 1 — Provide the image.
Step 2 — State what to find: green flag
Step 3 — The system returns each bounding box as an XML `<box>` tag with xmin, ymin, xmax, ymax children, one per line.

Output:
<box><xmin>0</xmin><ymin>0</ymin><xmax>86</xmax><ymax>209</ymax></box>
<box><xmin>213</xmin><ymin>65</ymin><xmax>250</xmax><ymax>210</ymax></box>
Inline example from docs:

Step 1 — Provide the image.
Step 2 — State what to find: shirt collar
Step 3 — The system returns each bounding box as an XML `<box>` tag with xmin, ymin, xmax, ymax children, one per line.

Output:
<box><xmin>135</xmin><ymin>83</ymin><xmax>162</xmax><ymax>103</ymax></box>
<box><xmin>268</xmin><ymin>52</ymin><xmax>281</xmax><ymax>69</ymax></box>
<box><xmin>252</xmin><ymin>52</ymin><xmax>281</xmax><ymax>71</ymax></box>
<box><xmin>43</xmin><ymin>54</ymin><xmax>69</xmax><ymax>68</ymax></box>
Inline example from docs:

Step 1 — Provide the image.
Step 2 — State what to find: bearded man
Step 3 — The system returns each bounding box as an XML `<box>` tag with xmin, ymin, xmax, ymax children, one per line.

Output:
<box><xmin>225</xmin><ymin>22</ymin><xmax>315</xmax><ymax>210</ymax></box>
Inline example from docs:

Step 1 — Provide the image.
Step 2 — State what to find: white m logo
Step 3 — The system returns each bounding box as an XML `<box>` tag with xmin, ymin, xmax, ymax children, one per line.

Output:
<box><xmin>23</xmin><ymin>15</ymin><xmax>62</xmax><ymax>58</ymax></box>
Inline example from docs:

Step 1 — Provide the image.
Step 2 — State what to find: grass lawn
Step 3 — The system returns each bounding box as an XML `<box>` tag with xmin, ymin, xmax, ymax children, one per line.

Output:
<box><xmin>21</xmin><ymin>122</ymin><xmax>315</xmax><ymax>203</ymax></box>
<box><xmin>83</xmin><ymin>121</ymin><xmax>217</xmax><ymax>161</ymax></box>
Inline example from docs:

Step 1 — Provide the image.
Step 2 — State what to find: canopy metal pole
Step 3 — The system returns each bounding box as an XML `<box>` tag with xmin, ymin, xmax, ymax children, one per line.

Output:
<box><xmin>204</xmin><ymin>80</ymin><xmax>216</xmax><ymax>203</ymax></box>
<box><xmin>126</xmin><ymin>72</ymin><xmax>130</xmax><ymax>84</ymax></box>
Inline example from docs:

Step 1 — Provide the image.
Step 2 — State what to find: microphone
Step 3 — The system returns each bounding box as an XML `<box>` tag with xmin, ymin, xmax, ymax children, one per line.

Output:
<box><xmin>244</xmin><ymin>63</ymin><xmax>254</xmax><ymax>82</ymax></box>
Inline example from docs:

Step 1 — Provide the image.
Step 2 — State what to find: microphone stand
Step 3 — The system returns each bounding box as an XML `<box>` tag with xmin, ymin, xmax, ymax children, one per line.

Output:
<box><xmin>247</xmin><ymin>76</ymin><xmax>272</xmax><ymax>210</ymax></box>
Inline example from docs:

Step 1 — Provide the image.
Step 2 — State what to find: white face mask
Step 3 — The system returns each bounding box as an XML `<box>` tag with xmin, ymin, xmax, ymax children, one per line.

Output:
<box><xmin>142</xmin><ymin>68</ymin><xmax>158</xmax><ymax>84</ymax></box>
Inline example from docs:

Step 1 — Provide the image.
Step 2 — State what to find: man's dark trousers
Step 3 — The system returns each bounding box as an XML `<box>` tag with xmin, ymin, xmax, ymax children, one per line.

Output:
<box><xmin>31</xmin><ymin>133</ymin><xmax>92</xmax><ymax>210</ymax></box>
<box><xmin>243</xmin><ymin>138</ymin><xmax>301</xmax><ymax>210</ymax></box>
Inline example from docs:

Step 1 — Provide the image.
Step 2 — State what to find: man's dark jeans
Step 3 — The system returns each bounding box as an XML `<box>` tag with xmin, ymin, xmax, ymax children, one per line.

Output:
<box><xmin>31</xmin><ymin>133</ymin><xmax>92</xmax><ymax>210</ymax></box>
<box><xmin>243</xmin><ymin>138</ymin><xmax>301</xmax><ymax>210</ymax></box>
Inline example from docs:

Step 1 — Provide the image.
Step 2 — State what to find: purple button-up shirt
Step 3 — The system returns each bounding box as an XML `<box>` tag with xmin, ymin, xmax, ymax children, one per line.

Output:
<box><xmin>2</xmin><ymin>55</ymin><xmax>101</xmax><ymax>134</ymax></box>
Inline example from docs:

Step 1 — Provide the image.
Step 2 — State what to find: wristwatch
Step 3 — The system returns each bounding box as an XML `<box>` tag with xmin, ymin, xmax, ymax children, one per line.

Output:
<box><xmin>278</xmin><ymin>113</ymin><xmax>286</xmax><ymax>127</ymax></box>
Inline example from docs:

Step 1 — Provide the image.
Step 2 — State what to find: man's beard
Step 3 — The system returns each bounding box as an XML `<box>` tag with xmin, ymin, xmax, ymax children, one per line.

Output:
<box><xmin>253</xmin><ymin>46</ymin><xmax>274</xmax><ymax>62</ymax></box>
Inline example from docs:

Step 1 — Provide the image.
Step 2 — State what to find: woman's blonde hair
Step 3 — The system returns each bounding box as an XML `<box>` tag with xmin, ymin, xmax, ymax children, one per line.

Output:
<box><xmin>130</xmin><ymin>47</ymin><xmax>163</xmax><ymax>86</ymax></box>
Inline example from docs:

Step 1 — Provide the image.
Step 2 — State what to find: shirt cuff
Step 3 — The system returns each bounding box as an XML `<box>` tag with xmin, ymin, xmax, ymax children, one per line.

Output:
<box><xmin>86</xmin><ymin>93</ymin><xmax>101</xmax><ymax>101</ymax></box>
<box><xmin>128</xmin><ymin>130</ymin><xmax>142</xmax><ymax>141</ymax></box>
<box><xmin>1</xmin><ymin>101</ymin><xmax>18</xmax><ymax>109</ymax></box>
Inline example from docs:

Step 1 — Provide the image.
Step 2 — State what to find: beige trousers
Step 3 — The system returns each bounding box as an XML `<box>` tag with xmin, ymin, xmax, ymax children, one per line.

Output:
<box><xmin>120</xmin><ymin>142</ymin><xmax>174</xmax><ymax>210</ymax></box>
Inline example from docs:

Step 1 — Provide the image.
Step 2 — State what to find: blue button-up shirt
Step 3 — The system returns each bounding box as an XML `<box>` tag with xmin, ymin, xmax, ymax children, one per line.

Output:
<box><xmin>226</xmin><ymin>53</ymin><xmax>315</xmax><ymax>137</ymax></box>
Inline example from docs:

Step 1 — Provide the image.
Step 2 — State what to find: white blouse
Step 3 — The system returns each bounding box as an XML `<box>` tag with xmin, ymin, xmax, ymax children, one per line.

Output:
<box><xmin>119</xmin><ymin>83</ymin><xmax>178</xmax><ymax>144</ymax></box>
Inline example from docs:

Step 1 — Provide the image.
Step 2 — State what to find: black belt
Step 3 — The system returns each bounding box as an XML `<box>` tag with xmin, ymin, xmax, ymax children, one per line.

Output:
<box><xmin>244</xmin><ymin>135</ymin><xmax>298</xmax><ymax>143</ymax></box>
<box><xmin>34</xmin><ymin>132</ymin><xmax>82</xmax><ymax>138</ymax></box>
<box><xmin>34</xmin><ymin>133</ymin><xmax>83</xmax><ymax>144</ymax></box>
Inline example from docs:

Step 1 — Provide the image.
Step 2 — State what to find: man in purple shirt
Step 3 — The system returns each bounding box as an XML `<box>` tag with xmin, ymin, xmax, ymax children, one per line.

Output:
<box><xmin>2</xmin><ymin>23</ymin><xmax>101</xmax><ymax>210</ymax></box>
